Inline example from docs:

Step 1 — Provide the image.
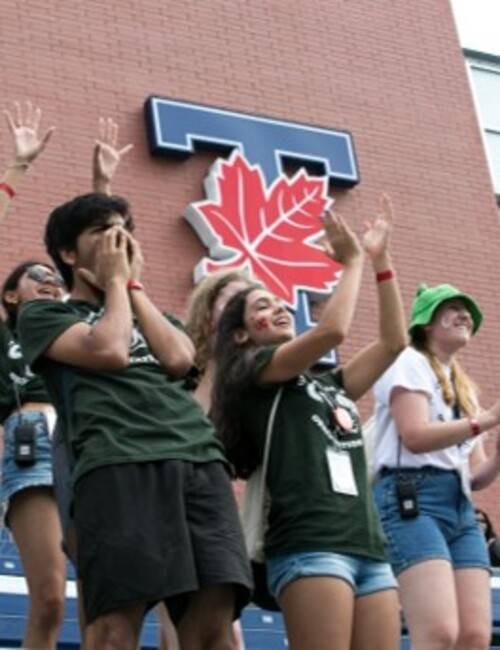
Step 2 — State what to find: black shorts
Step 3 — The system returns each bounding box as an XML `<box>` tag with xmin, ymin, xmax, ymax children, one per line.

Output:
<box><xmin>73</xmin><ymin>460</ymin><xmax>252</xmax><ymax>624</ymax></box>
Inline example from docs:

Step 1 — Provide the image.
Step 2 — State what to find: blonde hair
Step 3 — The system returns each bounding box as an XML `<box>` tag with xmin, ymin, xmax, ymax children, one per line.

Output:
<box><xmin>185</xmin><ymin>269</ymin><xmax>253</xmax><ymax>374</ymax></box>
<box><xmin>411</xmin><ymin>329</ymin><xmax>478</xmax><ymax>417</ymax></box>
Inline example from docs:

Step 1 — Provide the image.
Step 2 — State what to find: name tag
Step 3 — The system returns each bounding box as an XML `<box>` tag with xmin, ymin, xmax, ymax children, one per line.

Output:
<box><xmin>326</xmin><ymin>447</ymin><xmax>358</xmax><ymax>496</ymax></box>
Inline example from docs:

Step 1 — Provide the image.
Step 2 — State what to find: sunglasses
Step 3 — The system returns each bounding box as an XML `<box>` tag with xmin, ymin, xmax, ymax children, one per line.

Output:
<box><xmin>25</xmin><ymin>265</ymin><xmax>64</xmax><ymax>287</ymax></box>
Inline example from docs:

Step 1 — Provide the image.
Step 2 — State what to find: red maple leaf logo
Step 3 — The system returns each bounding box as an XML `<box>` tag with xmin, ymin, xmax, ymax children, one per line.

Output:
<box><xmin>185</xmin><ymin>151</ymin><xmax>342</xmax><ymax>308</ymax></box>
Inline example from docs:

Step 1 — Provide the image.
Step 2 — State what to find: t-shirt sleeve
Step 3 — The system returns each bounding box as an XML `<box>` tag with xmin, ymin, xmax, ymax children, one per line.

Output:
<box><xmin>17</xmin><ymin>299</ymin><xmax>83</xmax><ymax>368</ymax></box>
<box><xmin>374</xmin><ymin>347</ymin><xmax>434</xmax><ymax>405</ymax></box>
<box><xmin>250</xmin><ymin>345</ymin><xmax>279</xmax><ymax>385</ymax></box>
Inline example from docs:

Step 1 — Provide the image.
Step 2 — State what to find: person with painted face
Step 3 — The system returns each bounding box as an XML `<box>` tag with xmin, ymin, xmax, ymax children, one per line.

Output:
<box><xmin>372</xmin><ymin>284</ymin><xmax>500</xmax><ymax>650</ymax></box>
<box><xmin>211</xmin><ymin>197</ymin><xmax>407</xmax><ymax>650</ymax></box>
<box><xmin>0</xmin><ymin>262</ymin><xmax>66</xmax><ymax>650</ymax></box>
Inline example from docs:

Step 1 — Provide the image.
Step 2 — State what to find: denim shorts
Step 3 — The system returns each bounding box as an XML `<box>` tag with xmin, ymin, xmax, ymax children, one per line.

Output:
<box><xmin>373</xmin><ymin>467</ymin><xmax>490</xmax><ymax>576</ymax></box>
<box><xmin>1</xmin><ymin>411</ymin><xmax>54</xmax><ymax>521</ymax></box>
<box><xmin>267</xmin><ymin>551</ymin><xmax>397</xmax><ymax>600</ymax></box>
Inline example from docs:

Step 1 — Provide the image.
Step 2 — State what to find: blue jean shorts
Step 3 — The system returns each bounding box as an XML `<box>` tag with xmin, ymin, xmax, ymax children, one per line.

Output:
<box><xmin>267</xmin><ymin>551</ymin><xmax>397</xmax><ymax>600</ymax></box>
<box><xmin>373</xmin><ymin>467</ymin><xmax>490</xmax><ymax>576</ymax></box>
<box><xmin>1</xmin><ymin>411</ymin><xmax>54</xmax><ymax>521</ymax></box>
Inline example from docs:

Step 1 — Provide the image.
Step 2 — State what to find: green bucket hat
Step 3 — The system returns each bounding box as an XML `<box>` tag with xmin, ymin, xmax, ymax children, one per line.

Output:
<box><xmin>409</xmin><ymin>283</ymin><xmax>483</xmax><ymax>335</ymax></box>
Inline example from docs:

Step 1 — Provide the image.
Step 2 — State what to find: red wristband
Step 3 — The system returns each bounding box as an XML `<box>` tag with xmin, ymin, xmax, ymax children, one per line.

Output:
<box><xmin>376</xmin><ymin>269</ymin><xmax>394</xmax><ymax>283</ymax></box>
<box><xmin>468</xmin><ymin>418</ymin><xmax>481</xmax><ymax>437</ymax></box>
<box><xmin>0</xmin><ymin>182</ymin><xmax>15</xmax><ymax>199</ymax></box>
<box><xmin>127</xmin><ymin>279</ymin><xmax>144</xmax><ymax>291</ymax></box>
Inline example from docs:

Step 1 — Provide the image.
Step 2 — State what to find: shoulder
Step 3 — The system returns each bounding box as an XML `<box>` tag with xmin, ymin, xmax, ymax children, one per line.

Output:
<box><xmin>374</xmin><ymin>347</ymin><xmax>434</xmax><ymax>402</ymax></box>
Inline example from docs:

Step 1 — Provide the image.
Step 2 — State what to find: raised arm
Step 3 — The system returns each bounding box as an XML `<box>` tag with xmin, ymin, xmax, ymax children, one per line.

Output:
<box><xmin>45</xmin><ymin>227</ymin><xmax>133</xmax><ymax>370</ymax></box>
<box><xmin>0</xmin><ymin>101</ymin><xmax>55</xmax><ymax>223</ymax></box>
<box><xmin>92</xmin><ymin>117</ymin><xmax>133</xmax><ymax>195</ymax></box>
<box><xmin>259</xmin><ymin>212</ymin><xmax>364</xmax><ymax>383</ymax></box>
<box><xmin>341</xmin><ymin>194</ymin><xmax>407</xmax><ymax>401</ymax></box>
<box><xmin>126</xmin><ymin>236</ymin><xmax>194</xmax><ymax>377</ymax></box>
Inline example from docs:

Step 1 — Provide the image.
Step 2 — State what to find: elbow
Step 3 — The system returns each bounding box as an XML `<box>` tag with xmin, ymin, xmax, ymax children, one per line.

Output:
<box><xmin>160</xmin><ymin>350</ymin><xmax>194</xmax><ymax>378</ymax></box>
<box><xmin>400</xmin><ymin>432</ymin><xmax>427</xmax><ymax>455</ymax></box>
<box><xmin>383</xmin><ymin>337</ymin><xmax>408</xmax><ymax>358</ymax></box>
<box><xmin>100</xmin><ymin>347</ymin><xmax>130</xmax><ymax>370</ymax></box>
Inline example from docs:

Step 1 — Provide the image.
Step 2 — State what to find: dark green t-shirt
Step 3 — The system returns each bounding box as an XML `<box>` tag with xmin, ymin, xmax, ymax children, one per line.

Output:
<box><xmin>0</xmin><ymin>320</ymin><xmax>50</xmax><ymax>423</ymax></box>
<box><xmin>240</xmin><ymin>346</ymin><xmax>386</xmax><ymax>561</ymax></box>
<box><xmin>17</xmin><ymin>299</ymin><xmax>225</xmax><ymax>483</ymax></box>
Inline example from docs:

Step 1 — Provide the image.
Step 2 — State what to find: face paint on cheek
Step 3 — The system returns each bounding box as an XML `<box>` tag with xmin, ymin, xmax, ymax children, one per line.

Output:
<box><xmin>254</xmin><ymin>317</ymin><xmax>269</xmax><ymax>331</ymax></box>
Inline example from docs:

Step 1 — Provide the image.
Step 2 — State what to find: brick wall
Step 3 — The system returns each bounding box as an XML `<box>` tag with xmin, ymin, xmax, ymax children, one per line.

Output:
<box><xmin>1</xmin><ymin>0</ymin><xmax>500</xmax><ymax>525</ymax></box>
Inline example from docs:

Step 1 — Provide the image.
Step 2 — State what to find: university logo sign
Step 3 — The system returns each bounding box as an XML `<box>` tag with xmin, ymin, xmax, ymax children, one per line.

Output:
<box><xmin>144</xmin><ymin>97</ymin><xmax>360</xmax><ymax>364</ymax></box>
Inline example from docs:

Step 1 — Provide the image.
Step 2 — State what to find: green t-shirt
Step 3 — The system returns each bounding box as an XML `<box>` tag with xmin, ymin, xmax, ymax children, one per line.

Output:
<box><xmin>0</xmin><ymin>321</ymin><xmax>50</xmax><ymax>423</ymax></box>
<box><xmin>240</xmin><ymin>346</ymin><xmax>386</xmax><ymax>561</ymax></box>
<box><xmin>17</xmin><ymin>299</ymin><xmax>225</xmax><ymax>483</ymax></box>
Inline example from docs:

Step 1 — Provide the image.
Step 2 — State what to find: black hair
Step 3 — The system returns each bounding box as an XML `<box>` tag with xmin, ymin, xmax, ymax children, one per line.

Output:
<box><xmin>1</xmin><ymin>259</ymin><xmax>54</xmax><ymax>329</ymax></box>
<box><xmin>44</xmin><ymin>193</ymin><xmax>134</xmax><ymax>289</ymax></box>
<box><xmin>211</xmin><ymin>284</ymin><xmax>264</xmax><ymax>478</ymax></box>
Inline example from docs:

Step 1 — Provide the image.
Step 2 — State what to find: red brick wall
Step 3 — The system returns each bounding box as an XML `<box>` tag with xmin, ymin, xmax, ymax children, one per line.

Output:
<box><xmin>1</xmin><ymin>1</ymin><xmax>500</xmax><ymax>525</ymax></box>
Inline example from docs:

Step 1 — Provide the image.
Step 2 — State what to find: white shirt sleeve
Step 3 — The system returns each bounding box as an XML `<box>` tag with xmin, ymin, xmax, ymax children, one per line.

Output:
<box><xmin>375</xmin><ymin>347</ymin><xmax>434</xmax><ymax>406</ymax></box>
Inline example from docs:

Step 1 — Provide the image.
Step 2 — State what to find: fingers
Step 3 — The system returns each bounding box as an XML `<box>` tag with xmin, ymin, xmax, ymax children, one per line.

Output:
<box><xmin>118</xmin><ymin>143</ymin><xmax>134</xmax><ymax>157</ymax></box>
<box><xmin>32</xmin><ymin>106</ymin><xmax>41</xmax><ymax>132</ymax></box>
<box><xmin>14</xmin><ymin>101</ymin><xmax>22</xmax><ymax>127</ymax></box>
<box><xmin>98</xmin><ymin>117</ymin><xmax>119</xmax><ymax>146</ymax></box>
<box><xmin>379</xmin><ymin>193</ymin><xmax>394</xmax><ymax>223</ymax></box>
<box><xmin>3</xmin><ymin>109</ymin><xmax>15</xmax><ymax>135</ymax></box>
<box><xmin>39</xmin><ymin>126</ymin><xmax>56</xmax><ymax>151</ymax></box>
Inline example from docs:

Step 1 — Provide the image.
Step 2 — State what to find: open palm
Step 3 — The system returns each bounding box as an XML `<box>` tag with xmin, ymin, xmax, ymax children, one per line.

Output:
<box><xmin>4</xmin><ymin>101</ymin><xmax>55</xmax><ymax>163</ymax></box>
<box><xmin>362</xmin><ymin>194</ymin><xmax>393</xmax><ymax>259</ymax></box>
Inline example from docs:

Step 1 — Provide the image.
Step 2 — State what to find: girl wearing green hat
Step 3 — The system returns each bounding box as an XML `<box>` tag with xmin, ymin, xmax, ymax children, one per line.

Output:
<box><xmin>372</xmin><ymin>283</ymin><xmax>500</xmax><ymax>650</ymax></box>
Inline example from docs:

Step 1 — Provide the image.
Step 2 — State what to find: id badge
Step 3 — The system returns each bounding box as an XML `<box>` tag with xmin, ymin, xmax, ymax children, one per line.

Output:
<box><xmin>326</xmin><ymin>447</ymin><xmax>358</xmax><ymax>496</ymax></box>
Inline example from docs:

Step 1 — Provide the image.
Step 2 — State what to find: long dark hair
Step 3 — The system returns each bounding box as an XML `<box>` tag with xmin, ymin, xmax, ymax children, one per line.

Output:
<box><xmin>211</xmin><ymin>285</ymin><xmax>263</xmax><ymax>478</ymax></box>
<box><xmin>1</xmin><ymin>259</ymin><xmax>50</xmax><ymax>330</ymax></box>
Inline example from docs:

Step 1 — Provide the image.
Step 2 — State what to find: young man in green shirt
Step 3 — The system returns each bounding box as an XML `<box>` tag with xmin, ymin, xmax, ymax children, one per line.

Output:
<box><xmin>18</xmin><ymin>192</ymin><xmax>251</xmax><ymax>650</ymax></box>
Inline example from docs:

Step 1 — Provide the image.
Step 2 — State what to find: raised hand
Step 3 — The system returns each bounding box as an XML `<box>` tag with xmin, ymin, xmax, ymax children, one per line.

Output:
<box><xmin>93</xmin><ymin>117</ymin><xmax>133</xmax><ymax>187</ymax></box>
<box><xmin>4</xmin><ymin>101</ymin><xmax>55</xmax><ymax>164</ymax></box>
<box><xmin>321</xmin><ymin>210</ymin><xmax>363</xmax><ymax>266</ymax></box>
<box><xmin>78</xmin><ymin>226</ymin><xmax>131</xmax><ymax>291</ymax></box>
<box><xmin>362</xmin><ymin>193</ymin><xmax>394</xmax><ymax>260</ymax></box>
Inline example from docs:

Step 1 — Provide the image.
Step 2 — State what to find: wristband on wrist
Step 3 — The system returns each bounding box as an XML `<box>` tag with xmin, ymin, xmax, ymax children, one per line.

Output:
<box><xmin>0</xmin><ymin>182</ymin><xmax>15</xmax><ymax>199</ymax></box>
<box><xmin>127</xmin><ymin>279</ymin><xmax>144</xmax><ymax>291</ymax></box>
<box><xmin>376</xmin><ymin>269</ymin><xmax>394</xmax><ymax>283</ymax></box>
<box><xmin>468</xmin><ymin>417</ymin><xmax>481</xmax><ymax>437</ymax></box>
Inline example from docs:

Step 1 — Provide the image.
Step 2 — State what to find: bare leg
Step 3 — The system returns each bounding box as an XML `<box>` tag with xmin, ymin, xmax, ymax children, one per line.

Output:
<box><xmin>156</xmin><ymin>603</ymin><xmax>180</xmax><ymax>650</ymax></box>
<box><xmin>230</xmin><ymin>621</ymin><xmax>246</xmax><ymax>650</ymax></box>
<box><xmin>83</xmin><ymin>604</ymin><xmax>145</xmax><ymax>650</ymax></box>
<box><xmin>398</xmin><ymin>559</ymin><xmax>459</xmax><ymax>650</ymax></box>
<box><xmin>177</xmin><ymin>584</ymin><xmax>234</xmax><ymax>650</ymax></box>
<box><xmin>279</xmin><ymin>577</ymin><xmax>355</xmax><ymax>650</ymax></box>
<box><xmin>454</xmin><ymin>568</ymin><xmax>491</xmax><ymax>650</ymax></box>
<box><xmin>350</xmin><ymin>589</ymin><xmax>400</xmax><ymax>650</ymax></box>
<box><xmin>9</xmin><ymin>487</ymin><xmax>66</xmax><ymax>650</ymax></box>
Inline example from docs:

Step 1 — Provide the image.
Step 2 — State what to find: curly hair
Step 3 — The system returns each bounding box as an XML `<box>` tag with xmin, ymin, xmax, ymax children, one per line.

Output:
<box><xmin>185</xmin><ymin>269</ymin><xmax>253</xmax><ymax>374</ymax></box>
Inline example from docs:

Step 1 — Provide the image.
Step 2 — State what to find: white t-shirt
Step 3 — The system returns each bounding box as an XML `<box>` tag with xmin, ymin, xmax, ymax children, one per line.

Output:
<box><xmin>373</xmin><ymin>347</ymin><xmax>475</xmax><ymax>476</ymax></box>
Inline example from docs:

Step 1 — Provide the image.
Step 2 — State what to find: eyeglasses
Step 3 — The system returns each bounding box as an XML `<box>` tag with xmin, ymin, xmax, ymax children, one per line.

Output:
<box><xmin>25</xmin><ymin>265</ymin><xmax>64</xmax><ymax>287</ymax></box>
